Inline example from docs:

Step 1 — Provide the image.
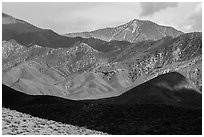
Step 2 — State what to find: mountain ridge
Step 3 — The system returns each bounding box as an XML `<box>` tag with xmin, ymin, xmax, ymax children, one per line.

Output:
<box><xmin>65</xmin><ymin>18</ymin><xmax>184</xmax><ymax>43</ymax></box>
<box><xmin>2</xmin><ymin>12</ymin><xmax>131</xmax><ymax>52</ymax></box>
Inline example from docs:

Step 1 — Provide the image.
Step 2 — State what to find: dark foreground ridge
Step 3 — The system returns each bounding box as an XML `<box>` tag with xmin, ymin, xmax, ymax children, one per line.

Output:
<box><xmin>85</xmin><ymin>72</ymin><xmax>202</xmax><ymax>108</ymax></box>
<box><xmin>3</xmin><ymin>72</ymin><xmax>202</xmax><ymax>135</ymax></box>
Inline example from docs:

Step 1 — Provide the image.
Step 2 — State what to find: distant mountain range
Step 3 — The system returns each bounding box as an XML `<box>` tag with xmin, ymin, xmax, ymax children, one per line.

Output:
<box><xmin>2</xmin><ymin>12</ymin><xmax>202</xmax><ymax>101</ymax></box>
<box><xmin>65</xmin><ymin>19</ymin><xmax>183</xmax><ymax>43</ymax></box>
<box><xmin>2</xmin><ymin>12</ymin><xmax>130</xmax><ymax>52</ymax></box>
<box><xmin>2</xmin><ymin>12</ymin><xmax>183</xmax><ymax>52</ymax></box>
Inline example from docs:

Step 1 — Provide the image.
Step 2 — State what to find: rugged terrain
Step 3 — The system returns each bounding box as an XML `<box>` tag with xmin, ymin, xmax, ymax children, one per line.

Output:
<box><xmin>3</xmin><ymin>32</ymin><xmax>202</xmax><ymax>100</ymax></box>
<box><xmin>2</xmin><ymin>40</ymin><xmax>123</xmax><ymax>99</ymax></box>
<box><xmin>106</xmin><ymin>32</ymin><xmax>202</xmax><ymax>92</ymax></box>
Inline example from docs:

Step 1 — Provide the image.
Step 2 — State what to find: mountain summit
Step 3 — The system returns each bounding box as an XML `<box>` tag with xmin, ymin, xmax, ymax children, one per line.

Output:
<box><xmin>65</xmin><ymin>19</ymin><xmax>183</xmax><ymax>43</ymax></box>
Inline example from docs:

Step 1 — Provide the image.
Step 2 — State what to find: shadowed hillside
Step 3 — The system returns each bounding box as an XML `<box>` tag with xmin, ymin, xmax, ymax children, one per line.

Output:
<box><xmin>84</xmin><ymin>72</ymin><xmax>202</xmax><ymax>108</ymax></box>
<box><xmin>2</xmin><ymin>72</ymin><xmax>202</xmax><ymax>135</ymax></box>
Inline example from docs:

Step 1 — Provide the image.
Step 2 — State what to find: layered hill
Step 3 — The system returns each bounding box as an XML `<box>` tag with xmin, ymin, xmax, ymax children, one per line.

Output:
<box><xmin>2</xmin><ymin>32</ymin><xmax>202</xmax><ymax>100</ymax></box>
<box><xmin>3</xmin><ymin>38</ymin><xmax>131</xmax><ymax>100</ymax></box>
<box><xmin>2</xmin><ymin>40</ymin><xmax>120</xmax><ymax>100</ymax></box>
<box><xmin>65</xmin><ymin>19</ymin><xmax>183</xmax><ymax>43</ymax></box>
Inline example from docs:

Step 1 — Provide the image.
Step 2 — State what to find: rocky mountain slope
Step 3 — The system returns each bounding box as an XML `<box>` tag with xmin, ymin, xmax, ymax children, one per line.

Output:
<box><xmin>97</xmin><ymin>32</ymin><xmax>202</xmax><ymax>94</ymax></box>
<box><xmin>2</xmin><ymin>40</ymin><xmax>116</xmax><ymax>100</ymax></box>
<box><xmin>2</xmin><ymin>32</ymin><xmax>202</xmax><ymax>100</ymax></box>
<box><xmin>2</xmin><ymin>108</ymin><xmax>107</xmax><ymax>135</ymax></box>
<box><xmin>65</xmin><ymin>19</ymin><xmax>183</xmax><ymax>43</ymax></box>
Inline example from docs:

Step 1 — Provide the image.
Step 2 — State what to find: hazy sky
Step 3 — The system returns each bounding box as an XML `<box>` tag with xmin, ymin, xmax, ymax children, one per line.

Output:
<box><xmin>2</xmin><ymin>2</ymin><xmax>202</xmax><ymax>34</ymax></box>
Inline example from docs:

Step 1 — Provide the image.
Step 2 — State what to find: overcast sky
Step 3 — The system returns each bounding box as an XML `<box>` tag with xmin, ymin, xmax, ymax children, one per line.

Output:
<box><xmin>2</xmin><ymin>2</ymin><xmax>202</xmax><ymax>34</ymax></box>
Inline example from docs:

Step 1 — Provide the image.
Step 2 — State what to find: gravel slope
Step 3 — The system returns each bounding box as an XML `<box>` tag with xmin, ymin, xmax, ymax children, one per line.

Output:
<box><xmin>2</xmin><ymin>108</ymin><xmax>108</xmax><ymax>135</ymax></box>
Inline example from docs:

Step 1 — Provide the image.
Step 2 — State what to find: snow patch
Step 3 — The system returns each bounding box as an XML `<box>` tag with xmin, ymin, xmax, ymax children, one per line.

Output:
<box><xmin>131</xmin><ymin>20</ymin><xmax>140</xmax><ymax>33</ymax></box>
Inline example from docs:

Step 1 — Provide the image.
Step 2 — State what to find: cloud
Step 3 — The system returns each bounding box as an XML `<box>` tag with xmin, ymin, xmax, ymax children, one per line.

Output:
<box><xmin>3</xmin><ymin>2</ymin><xmax>200</xmax><ymax>33</ymax></box>
<box><xmin>184</xmin><ymin>3</ymin><xmax>202</xmax><ymax>32</ymax></box>
<box><xmin>140</xmin><ymin>2</ymin><xmax>178</xmax><ymax>17</ymax></box>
